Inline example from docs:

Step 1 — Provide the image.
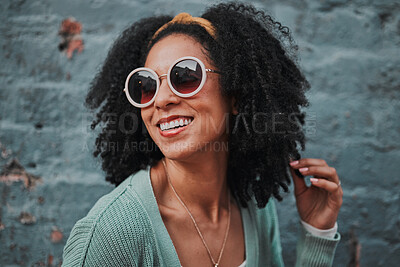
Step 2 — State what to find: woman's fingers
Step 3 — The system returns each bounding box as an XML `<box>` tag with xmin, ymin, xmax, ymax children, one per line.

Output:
<box><xmin>310</xmin><ymin>177</ymin><xmax>340</xmax><ymax>191</ymax></box>
<box><xmin>298</xmin><ymin>166</ymin><xmax>339</xmax><ymax>184</ymax></box>
<box><xmin>290</xmin><ymin>158</ymin><xmax>328</xmax><ymax>168</ymax></box>
<box><xmin>289</xmin><ymin>157</ymin><xmax>342</xmax><ymax>196</ymax></box>
<box><xmin>289</xmin><ymin>157</ymin><xmax>343</xmax><ymax>197</ymax></box>
<box><xmin>310</xmin><ymin>177</ymin><xmax>343</xmax><ymax>201</ymax></box>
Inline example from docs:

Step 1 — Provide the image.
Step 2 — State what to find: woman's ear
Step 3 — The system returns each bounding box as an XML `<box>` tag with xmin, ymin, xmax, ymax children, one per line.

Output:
<box><xmin>231</xmin><ymin>97</ymin><xmax>238</xmax><ymax>115</ymax></box>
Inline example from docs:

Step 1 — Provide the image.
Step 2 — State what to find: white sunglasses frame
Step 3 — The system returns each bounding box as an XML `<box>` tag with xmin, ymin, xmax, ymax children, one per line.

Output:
<box><xmin>123</xmin><ymin>56</ymin><xmax>220</xmax><ymax>108</ymax></box>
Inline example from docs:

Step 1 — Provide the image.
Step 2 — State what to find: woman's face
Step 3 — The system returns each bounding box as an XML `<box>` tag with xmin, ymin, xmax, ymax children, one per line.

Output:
<box><xmin>141</xmin><ymin>34</ymin><xmax>234</xmax><ymax>160</ymax></box>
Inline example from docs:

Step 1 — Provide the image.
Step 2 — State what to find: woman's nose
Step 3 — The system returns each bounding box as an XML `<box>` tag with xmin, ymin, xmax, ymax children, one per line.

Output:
<box><xmin>154</xmin><ymin>76</ymin><xmax>180</xmax><ymax>109</ymax></box>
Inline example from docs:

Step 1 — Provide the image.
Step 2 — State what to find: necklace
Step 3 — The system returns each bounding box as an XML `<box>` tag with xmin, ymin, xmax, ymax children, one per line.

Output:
<box><xmin>162</xmin><ymin>158</ymin><xmax>231</xmax><ymax>267</ymax></box>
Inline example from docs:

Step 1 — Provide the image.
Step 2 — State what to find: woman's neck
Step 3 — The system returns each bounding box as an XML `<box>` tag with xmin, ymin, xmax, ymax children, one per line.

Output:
<box><xmin>152</xmin><ymin>147</ymin><xmax>230</xmax><ymax>224</ymax></box>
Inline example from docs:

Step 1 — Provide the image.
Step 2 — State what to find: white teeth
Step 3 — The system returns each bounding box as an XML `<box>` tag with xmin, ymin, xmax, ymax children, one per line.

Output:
<box><xmin>159</xmin><ymin>118</ymin><xmax>193</xmax><ymax>131</ymax></box>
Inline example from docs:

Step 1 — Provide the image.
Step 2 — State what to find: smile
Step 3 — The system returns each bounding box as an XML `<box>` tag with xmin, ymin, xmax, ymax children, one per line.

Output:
<box><xmin>157</xmin><ymin>116</ymin><xmax>194</xmax><ymax>137</ymax></box>
<box><xmin>159</xmin><ymin>117</ymin><xmax>192</xmax><ymax>131</ymax></box>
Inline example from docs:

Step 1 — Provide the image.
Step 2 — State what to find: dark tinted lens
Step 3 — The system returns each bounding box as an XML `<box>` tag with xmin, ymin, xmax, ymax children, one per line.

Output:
<box><xmin>127</xmin><ymin>70</ymin><xmax>157</xmax><ymax>104</ymax></box>
<box><xmin>170</xmin><ymin>59</ymin><xmax>202</xmax><ymax>94</ymax></box>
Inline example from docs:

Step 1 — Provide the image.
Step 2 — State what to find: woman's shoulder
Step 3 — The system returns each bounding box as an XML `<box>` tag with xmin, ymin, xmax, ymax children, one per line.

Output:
<box><xmin>84</xmin><ymin>168</ymin><xmax>153</xmax><ymax>228</ymax></box>
<box><xmin>62</xmin><ymin>169</ymin><xmax>157</xmax><ymax>266</ymax></box>
<box><xmin>85</xmin><ymin>172</ymin><xmax>140</xmax><ymax>217</ymax></box>
<box><xmin>245</xmin><ymin>196</ymin><xmax>280</xmax><ymax>237</ymax></box>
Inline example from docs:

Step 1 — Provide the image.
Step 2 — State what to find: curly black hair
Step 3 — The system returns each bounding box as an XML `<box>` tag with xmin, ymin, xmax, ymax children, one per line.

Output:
<box><xmin>86</xmin><ymin>1</ymin><xmax>310</xmax><ymax>208</ymax></box>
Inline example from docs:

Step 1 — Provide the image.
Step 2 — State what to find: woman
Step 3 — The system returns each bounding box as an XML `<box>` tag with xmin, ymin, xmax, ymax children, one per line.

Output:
<box><xmin>62</xmin><ymin>2</ymin><xmax>342</xmax><ymax>266</ymax></box>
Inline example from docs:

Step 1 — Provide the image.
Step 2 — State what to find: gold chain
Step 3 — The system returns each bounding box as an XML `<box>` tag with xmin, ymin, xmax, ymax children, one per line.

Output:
<box><xmin>162</xmin><ymin>158</ymin><xmax>231</xmax><ymax>267</ymax></box>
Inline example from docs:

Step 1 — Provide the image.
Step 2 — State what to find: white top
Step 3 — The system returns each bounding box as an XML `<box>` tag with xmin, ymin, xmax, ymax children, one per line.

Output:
<box><xmin>238</xmin><ymin>259</ymin><xmax>247</xmax><ymax>267</ymax></box>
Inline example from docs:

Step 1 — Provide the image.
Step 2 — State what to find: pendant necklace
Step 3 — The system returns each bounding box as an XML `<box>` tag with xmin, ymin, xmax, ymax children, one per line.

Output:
<box><xmin>162</xmin><ymin>158</ymin><xmax>231</xmax><ymax>267</ymax></box>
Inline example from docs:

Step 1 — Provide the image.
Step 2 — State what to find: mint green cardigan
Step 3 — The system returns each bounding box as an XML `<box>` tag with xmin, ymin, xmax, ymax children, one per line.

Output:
<box><xmin>62</xmin><ymin>169</ymin><xmax>340</xmax><ymax>266</ymax></box>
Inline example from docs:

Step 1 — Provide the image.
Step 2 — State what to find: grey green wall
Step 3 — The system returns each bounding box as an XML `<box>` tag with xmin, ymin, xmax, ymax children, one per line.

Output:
<box><xmin>1</xmin><ymin>0</ymin><xmax>399</xmax><ymax>266</ymax></box>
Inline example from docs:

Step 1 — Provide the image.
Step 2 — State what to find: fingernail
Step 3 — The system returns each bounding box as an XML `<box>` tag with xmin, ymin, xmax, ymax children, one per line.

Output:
<box><xmin>290</xmin><ymin>161</ymin><xmax>299</xmax><ymax>166</ymax></box>
<box><xmin>299</xmin><ymin>167</ymin><xmax>308</xmax><ymax>172</ymax></box>
<box><xmin>310</xmin><ymin>178</ymin><xmax>318</xmax><ymax>183</ymax></box>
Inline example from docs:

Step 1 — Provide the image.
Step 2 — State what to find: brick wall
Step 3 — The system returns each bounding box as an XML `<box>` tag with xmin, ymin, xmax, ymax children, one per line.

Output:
<box><xmin>1</xmin><ymin>0</ymin><xmax>399</xmax><ymax>266</ymax></box>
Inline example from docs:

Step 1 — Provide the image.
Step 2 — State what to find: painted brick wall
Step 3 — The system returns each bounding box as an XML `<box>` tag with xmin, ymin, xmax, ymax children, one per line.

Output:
<box><xmin>1</xmin><ymin>0</ymin><xmax>399</xmax><ymax>266</ymax></box>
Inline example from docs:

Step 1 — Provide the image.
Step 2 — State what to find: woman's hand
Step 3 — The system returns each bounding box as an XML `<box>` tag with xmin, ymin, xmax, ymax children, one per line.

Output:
<box><xmin>289</xmin><ymin>158</ymin><xmax>343</xmax><ymax>230</ymax></box>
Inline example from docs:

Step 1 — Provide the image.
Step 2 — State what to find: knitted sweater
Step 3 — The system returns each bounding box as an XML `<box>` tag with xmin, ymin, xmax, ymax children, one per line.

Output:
<box><xmin>62</xmin><ymin>168</ymin><xmax>341</xmax><ymax>266</ymax></box>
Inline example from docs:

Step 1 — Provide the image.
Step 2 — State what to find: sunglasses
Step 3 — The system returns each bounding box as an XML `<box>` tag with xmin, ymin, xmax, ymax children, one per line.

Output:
<box><xmin>123</xmin><ymin>56</ymin><xmax>221</xmax><ymax>108</ymax></box>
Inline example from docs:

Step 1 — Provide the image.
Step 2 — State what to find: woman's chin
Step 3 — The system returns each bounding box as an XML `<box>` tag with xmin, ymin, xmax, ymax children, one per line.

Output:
<box><xmin>158</xmin><ymin>141</ymin><xmax>203</xmax><ymax>160</ymax></box>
